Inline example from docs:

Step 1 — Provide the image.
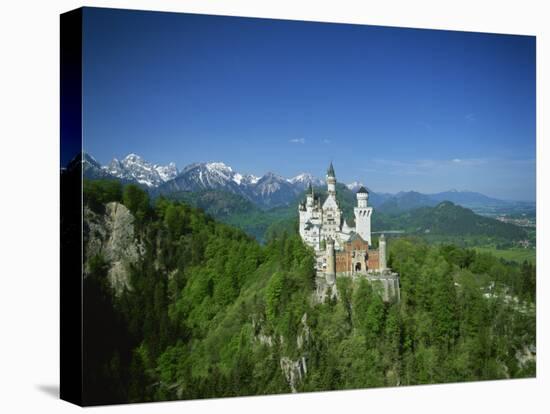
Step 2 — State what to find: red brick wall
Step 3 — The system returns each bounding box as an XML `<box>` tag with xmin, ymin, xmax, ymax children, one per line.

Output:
<box><xmin>345</xmin><ymin>238</ymin><xmax>368</xmax><ymax>252</ymax></box>
<box><xmin>335</xmin><ymin>252</ymin><xmax>350</xmax><ymax>273</ymax></box>
<box><xmin>367</xmin><ymin>250</ymin><xmax>379</xmax><ymax>270</ymax></box>
<box><xmin>335</xmin><ymin>237</ymin><xmax>373</xmax><ymax>273</ymax></box>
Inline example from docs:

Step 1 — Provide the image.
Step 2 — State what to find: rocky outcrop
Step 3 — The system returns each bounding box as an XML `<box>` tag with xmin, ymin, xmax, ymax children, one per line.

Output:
<box><xmin>516</xmin><ymin>344</ymin><xmax>536</xmax><ymax>369</ymax></box>
<box><xmin>257</xmin><ymin>333</ymin><xmax>274</xmax><ymax>347</ymax></box>
<box><xmin>313</xmin><ymin>276</ymin><xmax>338</xmax><ymax>303</ymax></box>
<box><xmin>280</xmin><ymin>356</ymin><xmax>307</xmax><ymax>393</ymax></box>
<box><xmin>84</xmin><ymin>202</ymin><xmax>144</xmax><ymax>295</ymax></box>
<box><xmin>252</xmin><ymin>312</ymin><xmax>311</xmax><ymax>393</ymax></box>
<box><xmin>296</xmin><ymin>313</ymin><xmax>311</xmax><ymax>350</ymax></box>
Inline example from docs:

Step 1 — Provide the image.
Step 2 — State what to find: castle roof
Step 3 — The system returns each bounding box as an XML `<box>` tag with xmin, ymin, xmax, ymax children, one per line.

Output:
<box><xmin>307</xmin><ymin>182</ymin><xmax>313</xmax><ymax>194</ymax></box>
<box><xmin>347</xmin><ymin>232</ymin><xmax>366</xmax><ymax>243</ymax></box>
<box><xmin>327</xmin><ymin>162</ymin><xmax>335</xmax><ymax>178</ymax></box>
<box><xmin>342</xmin><ymin>219</ymin><xmax>352</xmax><ymax>233</ymax></box>
<box><xmin>357</xmin><ymin>186</ymin><xmax>369</xmax><ymax>194</ymax></box>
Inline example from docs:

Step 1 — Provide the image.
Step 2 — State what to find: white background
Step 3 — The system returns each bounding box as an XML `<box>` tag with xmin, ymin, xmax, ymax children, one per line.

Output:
<box><xmin>0</xmin><ymin>0</ymin><xmax>548</xmax><ymax>412</ymax></box>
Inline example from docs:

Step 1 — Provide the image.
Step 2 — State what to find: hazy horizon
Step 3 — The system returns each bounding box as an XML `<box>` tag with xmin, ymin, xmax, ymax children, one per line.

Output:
<box><xmin>76</xmin><ymin>8</ymin><xmax>536</xmax><ymax>201</ymax></box>
<box><xmin>79</xmin><ymin>151</ymin><xmax>532</xmax><ymax>203</ymax></box>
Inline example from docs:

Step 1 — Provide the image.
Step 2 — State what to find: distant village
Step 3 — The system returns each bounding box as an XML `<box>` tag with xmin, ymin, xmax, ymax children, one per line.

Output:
<box><xmin>496</xmin><ymin>215</ymin><xmax>536</xmax><ymax>229</ymax></box>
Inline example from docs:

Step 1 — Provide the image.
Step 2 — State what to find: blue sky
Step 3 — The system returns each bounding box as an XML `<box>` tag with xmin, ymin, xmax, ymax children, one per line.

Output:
<box><xmin>81</xmin><ymin>7</ymin><xmax>536</xmax><ymax>201</ymax></box>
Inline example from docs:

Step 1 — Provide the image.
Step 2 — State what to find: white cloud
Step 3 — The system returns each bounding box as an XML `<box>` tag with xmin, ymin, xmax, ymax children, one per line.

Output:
<box><xmin>465</xmin><ymin>113</ymin><xmax>476</xmax><ymax>122</ymax></box>
<box><xmin>450</xmin><ymin>158</ymin><xmax>488</xmax><ymax>166</ymax></box>
<box><xmin>289</xmin><ymin>138</ymin><xmax>305</xmax><ymax>144</ymax></box>
<box><xmin>367</xmin><ymin>157</ymin><xmax>496</xmax><ymax>177</ymax></box>
<box><xmin>416</xmin><ymin>121</ymin><xmax>433</xmax><ymax>130</ymax></box>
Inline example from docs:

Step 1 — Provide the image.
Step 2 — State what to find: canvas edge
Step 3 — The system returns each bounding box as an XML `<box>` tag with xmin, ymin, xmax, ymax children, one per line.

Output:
<box><xmin>60</xmin><ymin>7</ymin><xmax>84</xmax><ymax>407</ymax></box>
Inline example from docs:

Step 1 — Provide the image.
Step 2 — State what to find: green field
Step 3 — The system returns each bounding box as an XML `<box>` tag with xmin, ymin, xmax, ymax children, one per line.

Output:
<box><xmin>474</xmin><ymin>246</ymin><xmax>536</xmax><ymax>264</ymax></box>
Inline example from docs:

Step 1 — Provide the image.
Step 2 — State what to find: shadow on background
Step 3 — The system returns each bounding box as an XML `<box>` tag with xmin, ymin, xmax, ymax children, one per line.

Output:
<box><xmin>36</xmin><ymin>384</ymin><xmax>59</xmax><ymax>399</ymax></box>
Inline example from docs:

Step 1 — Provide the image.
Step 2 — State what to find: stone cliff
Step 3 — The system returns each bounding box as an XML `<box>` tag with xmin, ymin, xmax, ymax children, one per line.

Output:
<box><xmin>84</xmin><ymin>202</ymin><xmax>144</xmax><ymax>295</ymax></box>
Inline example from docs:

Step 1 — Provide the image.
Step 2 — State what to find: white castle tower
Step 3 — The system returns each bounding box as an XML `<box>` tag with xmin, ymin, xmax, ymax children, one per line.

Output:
<box><xmin>320</xmin><ymin>162</ymin><xmax>341</xmax><ymax>242</ymax></box>
<box><xmin>379</xmin><ymin>233</ymin><xmax>387</xmax><ymax>271</ymax></box>
<box><xmin>354</xmin><ymin>186</ymin><xmax>373</xmax><ymax>245</ymax></box>
<box><xmin>326</xmin><ymin>162</ymin><xmax>336</xmax><ymax>195</ymax></box>
<box><xmin>325</xmin><ymin>237</ymin><xmax>336</xmax><ymax>285</ymax></box>
<box><xmin>298</xmin><ymin>163</ymin><xmax>374</xmax><ymax>250</ymax></box>
<box><xmin>306</xmin><ymin>182</ymin><xmax>314</xmax><ymax>208</ymax></box>
<box><xmin>297</xmin><ymin>163</ymin><xmax>400</xmax><ymax>303</ymax></box>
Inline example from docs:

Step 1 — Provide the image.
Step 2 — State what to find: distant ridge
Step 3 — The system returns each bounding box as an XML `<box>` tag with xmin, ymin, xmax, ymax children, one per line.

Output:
<box><xmin>428</xmin><ymin>190</ymin><xmax>509</xmax><ymax>207</ymax></box>
<box><xmin>373</xmin><ymin>201</ymin><xmax>528</xmax><ymax>241</ymax></box>
<box><xmin>78</xmin><ymin>152</ymin><xmax>528</xmax><ymax>211</ymax></box>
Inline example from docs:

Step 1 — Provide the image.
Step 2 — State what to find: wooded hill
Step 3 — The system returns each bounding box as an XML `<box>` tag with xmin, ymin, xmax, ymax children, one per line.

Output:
<box><xmin>373</xmin><ymin>201</ymin><xmax>527</xmax><ymax>240</ymax></box>
<box><xmin>82</xmin><ymin>179</ymin><xmax>535</xmax><ymax>405</ymax></box>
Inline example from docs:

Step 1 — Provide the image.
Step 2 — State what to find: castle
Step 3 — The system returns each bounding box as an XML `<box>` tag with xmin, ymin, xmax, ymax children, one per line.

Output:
<box><xmin>298</xmin><ymin>163</ymin><xmax>400</xmax><ymax>302</ymax></box>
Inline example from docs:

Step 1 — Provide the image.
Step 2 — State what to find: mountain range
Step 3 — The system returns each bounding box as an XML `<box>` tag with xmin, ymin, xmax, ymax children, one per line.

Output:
<box><xmin>73</xmin><ymin>153</ymin><xmax>534</xmax><ymax>244</ymax></box>
<box><xmin>79</xmin><ymin>152</ymin><xmax>520</xmax><ymax>211</ymax></box>
<box><xmin>81</xmin><ymin>153</ymin><xmax>327</xmax><ymax>208</ymax></box>
<box><xmin>81</xmin><ymin>153</ymin><xmax>178</xmax><ymax>187</ymax></box>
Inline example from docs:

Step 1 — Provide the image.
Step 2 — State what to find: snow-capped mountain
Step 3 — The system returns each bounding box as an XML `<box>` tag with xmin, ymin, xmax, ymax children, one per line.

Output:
<box><xmin>156</xmin><ymin>163</ymin><xmax>179</xmax><ymax>182</ymax></box>
<box><xmin>346</xmin><ymin>181</ymin><xmax>365</xmax><ymax>192</ymax></box>
<box><xmin>80</xmin><ymin>153</ymin><xmax>119</xmax><ymax>180</ymax></box>
<box><xmin>81</xmin><ymin>153</ymin><xmax>102</xmax><ymax>172</ymax></box>
<box><xmin>104</xmin><ymin>154</ymin><xmax>178</xmax><ymax>188</ymax></box>
<box><xmin>81</xmin><ymin>153</ymin><xmax>330</xmax><ymax>208</ymax></box>
<box><xmin>78</xmin><ymin>152</ymin><xmax>519</xmax><ymax>212</ymax></box>
<box><xmin>158</xmin><ymin>162</ymin><xmax>244</xmax><ymax>194</ymax></box>
<box><xmin>155</xmin><ymin>163</ymin><xmax>303</xmax><ymax>207</ymax></box>
<box><xmin>233</xmin><ymin>172</ymin><xmax>260</xmax><ymax>186</ymax></box>
<box><xmin>250</xmin><ymin>172</ymin><xmax>301</xmax><ymax>207</ymax></box>
<box><xmin>288</xmin><ymin>173</ymin><xmax>324</xmax><ymax>189</ymax></box>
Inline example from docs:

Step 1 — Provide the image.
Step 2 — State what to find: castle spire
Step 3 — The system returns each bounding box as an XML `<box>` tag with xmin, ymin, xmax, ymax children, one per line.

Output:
<box><xmin>326</xmin><ymin>162</ymin><xmax>336</xmax><ymax>196</ymax></box>
<box><xmin>327</xmin><ymin>162</ymin><xmax>335</xmax><ymax>178</ymax></box>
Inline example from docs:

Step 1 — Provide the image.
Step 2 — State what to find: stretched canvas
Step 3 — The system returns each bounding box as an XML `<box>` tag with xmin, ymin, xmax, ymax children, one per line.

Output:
<box><xmin>60</xmin><ymin>6</ymin><xmax>536</xmax><ymax>406</ymax></box>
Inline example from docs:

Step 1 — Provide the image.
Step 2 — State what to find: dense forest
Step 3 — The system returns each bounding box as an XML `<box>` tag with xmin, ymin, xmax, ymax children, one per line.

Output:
<box><xmin>82</xmin><ymin>179</ymin><xmax>536</xmax><ymax>405</ymax></box>
<box><xmin>162</xmin><ymin>189</ymin><xmax>297</xmax><ymax>242</ymax></box>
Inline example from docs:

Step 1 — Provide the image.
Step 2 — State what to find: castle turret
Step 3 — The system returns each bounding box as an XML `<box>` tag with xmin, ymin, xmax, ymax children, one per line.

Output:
<box><xmin>356</xmin><ymin>186</ymin><xmax>368</xmax><ymax>208</ymax></box>
<box><xmin>354</xmin><ymin>187</ymin><xmax>373</xmax><ymax>245</ymax></box>
<box><xmin>306</xmin><ymin>182</ymin><xmax>314</xmax><ymax>208</ymax></box>
<box><xmin>379</xmin><ymin>233</ymin><xmax>387</xmax><ymax>271</ymax></box>
<box><xmin>325</xmin><ymin>237</ymin><xmax>336</xmax><ymax>285</ymax></box>
<box><xmin>326</xmin><ymin>162</ymin><xmax>336</xmax><ymax>196</ymax></box>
